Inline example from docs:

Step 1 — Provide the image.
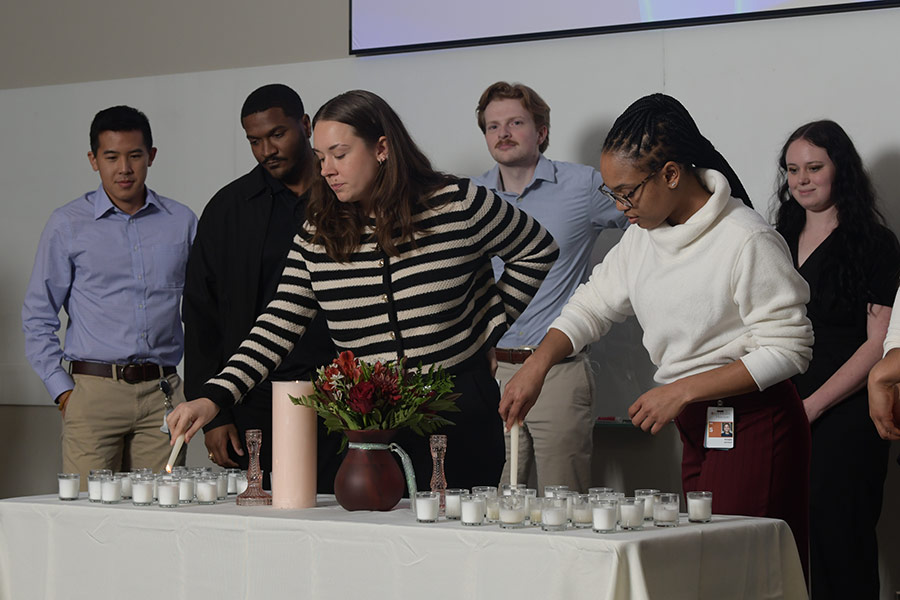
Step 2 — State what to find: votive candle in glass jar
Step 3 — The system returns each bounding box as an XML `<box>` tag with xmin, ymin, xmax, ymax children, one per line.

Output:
<box><xmin>157</xmin><ymin>475</ymin><xmax>180</xmax><ymax>508</ymax></box>
<box><xmin>522</xmin><ymin>488</ymin><xmax>538</xmax><ymax>524</ymax></box>
<box><xmin>58</xmin><ymin>473</ymin><xmax>80</xmax><ymax>500</ymax></box>
<box><xmin>543</xmin><ymin>484</ymin><xmax>568</xmax><ymax>499</ymax></box>
<box><xmin>444</xmin><ymin>488</ymin><xmax>466</xmax><ymax>520</ymax></box>
<box><xmin>461</xmin><ymin>494</ymin><xmax>486</xmax><ymax>526</ymax></box>
<box><xmin>131</xmin><ymin>474</ymin><xmax>155</xmax><ymax>506</ymax></box>
<box><xmin>540</xmin><ymin>497</ymin><xmax>568</xmax><ymax>532</ymax></box>
<box><xmin>687</xmin><ymin>491</ymin><xmax>713</xmax><ymax>523</ymax></box>
<box><xmin>115</xmin><ymin>471</ymin><xmax>133</xmax><ymax>499</ymax></box>
<box><xmin>178</xmin><ymin>474</ymin><xmax>196</xmax><ymax>504</ymax></box>
<box><xmin>88</xmin><ymin>469</ymin><xmax>111</xmax><ymax>503</ymax></box>
<box><xmin>498</xmin><ymin>492</ymin><xmax>526</xmax><ymax>529</ymax></box>
<box><xmin>100</xmin><ymin>475</ymin><xmax>123</xmax><ymax>504</ymax></box>
<box><xmin>653</xmin><ymin>493</ymin><xmax>680</xmax><ymax>527</ymax></box>
<box><xmin>196</xmin><ymin>474</ymin><xmax>219</xmax><ymax>505</ymax></box>
<box><xmin>415</xmin><ymin>491</ymin><xmax>440</xmax><ymax>523</ymax></box>
<box><xmin>591</xmin><ymin>496</ymin><xmax>619</xmax><ymax>533</ymax></box>
<box><xmin>225</xmin><ymin>468</ymin><xmax>241</xmax><ymax>495</ymax></box>
<box><xmin>235</xmin><ymin>471</ymin><xmax>249</xmax><ymax>495</ymax></box>
<box><xmin>215</xmin><ymin>472</ymin><xmax>228</xmax><ymax>500</ymax></box>
<box><xmin>634</xmin><ymin>488</ymin><xmax>660</xmax><ymax>520</ymax></box>
<box><xmin>572</xmin><ymin>493</ymin><xmax>593</xmax><ymax>528</ymax></box>
<box><xmin>619</xmin><ymin>497</ymin><xmax>645</xmax><ymax>530</ymax></box>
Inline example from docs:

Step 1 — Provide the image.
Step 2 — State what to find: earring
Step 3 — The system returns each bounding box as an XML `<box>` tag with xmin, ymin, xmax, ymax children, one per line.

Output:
<box><xmin>377</xmin><ymin>155</ymin><xmax>387</xmax><ymax>164</ymax></box>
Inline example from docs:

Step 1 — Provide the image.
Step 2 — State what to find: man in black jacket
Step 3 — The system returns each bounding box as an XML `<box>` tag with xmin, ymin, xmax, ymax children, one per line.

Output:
<box><xmin>183</xmin><ymin>84</ymin><xmax>341</xmax><ymax>489</ymax></box>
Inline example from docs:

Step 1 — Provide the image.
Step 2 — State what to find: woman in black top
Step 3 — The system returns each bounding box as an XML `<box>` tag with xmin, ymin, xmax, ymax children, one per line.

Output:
<box><xmin>774</xmin><ymin>120</ymin><xmax>899</xmax><ymax>599</ymax></box>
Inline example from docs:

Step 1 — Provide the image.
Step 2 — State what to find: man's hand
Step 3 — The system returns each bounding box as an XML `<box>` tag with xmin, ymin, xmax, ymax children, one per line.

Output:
<box><xmin>204</xmin><ymin>423</ymin><xmax>244</xmax><ymax>467</ymax></box>
<box><xmin>56</xmin><ymin>390</ymin><xmax>72</xmax><ymax>418</ymax></box>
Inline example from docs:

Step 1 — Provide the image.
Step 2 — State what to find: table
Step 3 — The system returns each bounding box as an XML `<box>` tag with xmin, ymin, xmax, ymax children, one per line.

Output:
<box><xmin>0</xmin><ymin>494</ymin><xmax>806</xmax><ymax>600</ymax></box>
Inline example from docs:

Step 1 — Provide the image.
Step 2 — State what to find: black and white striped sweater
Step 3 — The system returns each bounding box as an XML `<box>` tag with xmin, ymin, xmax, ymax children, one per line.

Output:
<box><xmin>201</xmin><ymin>179</ymin><xmax>559</xmax><ymax>407</ymax></box>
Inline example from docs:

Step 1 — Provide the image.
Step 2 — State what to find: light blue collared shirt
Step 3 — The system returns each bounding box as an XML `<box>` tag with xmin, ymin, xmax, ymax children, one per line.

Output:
<box><xmin>473</xmin><ymin>155</ymin><xmax>627</xmax><ymax>347</ymax></box>
<box><xmin>22</xmin><ymin>185</ymin><xmax>197</xmax><ymax>401</ymax></box>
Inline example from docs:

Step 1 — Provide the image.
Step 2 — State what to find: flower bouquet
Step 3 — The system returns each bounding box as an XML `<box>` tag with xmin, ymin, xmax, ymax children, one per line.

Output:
<box><xmin>291</xmin><ymin>351</ymin><xmax>460</xmax><ymax>511</ymax></box>
<box><xmin>291</xmin><ymin>350</ymin><xmax>460</xmax><ymax>437</ymax></box>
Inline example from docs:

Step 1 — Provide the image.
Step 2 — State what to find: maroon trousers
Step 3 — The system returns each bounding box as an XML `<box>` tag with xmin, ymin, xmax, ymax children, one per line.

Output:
<box><xmin>675</xmin><ymin>380</ymin><xmax>810</xmax><ymax>581</ymax></box>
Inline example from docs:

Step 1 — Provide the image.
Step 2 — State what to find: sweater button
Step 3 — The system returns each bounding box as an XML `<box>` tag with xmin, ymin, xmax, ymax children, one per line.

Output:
<box><xmin>381</xmin><ymin>294</ymin><xmax>388</xmax><ymax>303</ymax></box>
<box><xmin>389</xmin><ymin>332</ymin><xmax>396</xmax><ymax>340</ymax></box>
<box><xmin>378</xmin><ymin>259</ymin><xmax>384</xmax><ymax>267</ymax></box>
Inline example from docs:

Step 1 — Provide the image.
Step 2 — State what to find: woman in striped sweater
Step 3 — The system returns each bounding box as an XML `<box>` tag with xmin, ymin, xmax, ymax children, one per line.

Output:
<box><xmin>168</xmin><ymin>90</ymin><xmax>558</xmax><ymax>489</ymax></box>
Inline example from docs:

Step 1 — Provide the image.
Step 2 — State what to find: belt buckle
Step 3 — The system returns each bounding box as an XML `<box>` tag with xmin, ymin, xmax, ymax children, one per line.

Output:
<box><xmin>121</xmin><ymin>363</ymin><xmax>144</xmax><ymax>384</ymax></box>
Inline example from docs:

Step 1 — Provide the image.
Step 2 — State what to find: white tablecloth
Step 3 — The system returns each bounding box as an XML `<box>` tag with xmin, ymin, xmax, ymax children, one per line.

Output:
<box><xmin>0</xmin><ymin>494</ymin><xmax>806</xmax><ymax>600</ymax></box>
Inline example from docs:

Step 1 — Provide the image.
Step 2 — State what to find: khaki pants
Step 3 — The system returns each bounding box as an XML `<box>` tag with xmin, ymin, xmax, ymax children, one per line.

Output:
<box><xmin>497</xmin><ymin>355</ymin><xmax>594</xmax><ymax>491</ymax></box>
<box><xmin>62</xmin><ymin>372</ymin><xmax>186</xmax><ymax>490</ymax></box>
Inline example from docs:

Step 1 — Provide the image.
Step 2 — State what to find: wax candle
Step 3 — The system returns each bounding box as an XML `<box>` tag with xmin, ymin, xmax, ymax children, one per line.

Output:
<box><xmin>216</xmin><ymin>472</ymin><xmax>228</xmax><ymax>500</ymax></box>
<box><xmin>592</xmin><ymin>503</ymin><xmax>618</xmax><ymax>533</ymax></box>
<box><xmin>530</xmin><ymin>506</ymin><xmax>543</xmax><ymax>525</ymax></box>
<box><xmin>485</xmin><ymin>496</ymin><xmax>500</xmax><ymax>522</ymax></box>
<box><xmin>523</xmin><ymin>489</ymin><xmax>538</xmax><ymax>524</ymax></box>
<box><xmin>619</xmin><ymin>498</ymin><xmax>645</xmax><ymax>530</ymax></box>
<box><xmin>100</xmin><ymin>476</ymin><xmax>122</xmax><ymax>504</ymax></box>
<box><xmin>653</xmin><ymin>493</ymin><xmax>680</xmax><ymax>527</ymax></box>
<box><xmin>131</xmin><ymin>477</ymin><xmax>154</xmax><ymax>506</ymax></box>
<box><xmin>687</xmin><ymin>491</ymin><xmax>713</xmax><ymax>523</ymax></box>
<box><xmin>178</xmin><ymin>475</ymin><xmax>196</xmax><ymax>504</ymax></box>
<box><xmin>226</xmin><ymin>468</ymin><xmax>240</xmax><ymax>494</ymax></box>
<box><xmin>461</xmin><ymin>495</ymin><xmax>485</xmax><ymax>526</ymax></box>
<box><xmin>157</xmin><ymin>477</ymin><xmax>179</xmax><ymax>508</ymax></box>
<box><xmin>196</xmin><ymin>477</ymin><xmax>218</xmax><ymax>504</ymax></box>
<box><xmin>58</xmin><ymin>474</ymin><xmax>80</xmax><ymax>501</ymax></box>
<box><xmin>235</xmin><ymin>473</ymin><xmax>249</xmax><ymax>495</ymax></box>
<box><xmin>509</xmin><ymin>422</ymin><xmax>519</xmax><ymax>487</ymax></box>
<box><xmin>415</xmin><ymin>492</ymin><xmax>440</xmax><ymax>522</ymax></box>
<box><xmin>165</xmin><ymin>435</ymin><xmax>184</xmax><ymax>473</ymax></box>
<box><xmin>116</xmin><ymin>472</ymin><xmax>133</xmax><ymax>498</ymax></box>
<box><xmin>572</xmin><ymin>494</ymin><xmax>592</xmax><ymax>528</ymax></box>
<box><xmin>444</xmin><ymin>489</ymin><xmax>465</xmax><ymax>519</ymax></box>
<box><xmin>634</xmin><ymin>489</ymin><xmax>659</xmax><ymax>520</ymax></box>
<box><xmin>541</xmin><ymin>506</ymin><xmax>567</xmax><ymax>529</ymax></box>
<box><xmin>87</xmin><ymin>469</ymin><xmax>110</xmax><ymax>503</ymax></box>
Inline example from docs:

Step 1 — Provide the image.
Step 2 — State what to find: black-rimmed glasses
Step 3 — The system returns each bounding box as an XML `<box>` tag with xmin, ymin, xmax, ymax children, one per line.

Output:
<box><xmin>598</xmin><ymin>170</ymin><xmax>658</xmax><ymax>209</ymax></box>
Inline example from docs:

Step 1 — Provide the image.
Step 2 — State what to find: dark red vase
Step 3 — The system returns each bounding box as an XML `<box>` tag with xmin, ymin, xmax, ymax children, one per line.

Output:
<box><xmin>334</xmin><ymin>429</ymin><xmax>405</xmax><ymax>511</ymax></box>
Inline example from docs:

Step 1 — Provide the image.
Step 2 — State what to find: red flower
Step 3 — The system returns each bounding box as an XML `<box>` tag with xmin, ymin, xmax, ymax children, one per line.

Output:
<box><xmin>348</xmin><ymin>381</ymin><xmax>375</xmax><ymax>414</ymax></box>
<box><xmin>372</xmin><ymin>369</ymin><xmax>402</xmax><ymax>405</ymax></box>
<box><xmin>335</xmin><ymin>351</ymin><xmax>361</xmax><ymax>381</ymax></box>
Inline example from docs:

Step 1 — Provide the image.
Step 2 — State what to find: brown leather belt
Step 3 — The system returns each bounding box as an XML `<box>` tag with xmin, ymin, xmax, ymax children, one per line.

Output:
<box><xmin>71</xmin><ymin>360</ymin><xmax>176</xmax><ymax>384</ymax></box>
<box><xmin>495</xmin><ymin>348</ymin><xmax>577</xmax><ymax>365</ymax></box>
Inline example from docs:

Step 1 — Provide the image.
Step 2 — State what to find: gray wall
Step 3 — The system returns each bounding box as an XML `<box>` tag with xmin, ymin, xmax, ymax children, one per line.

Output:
<box><xmin>1</xmin><ymin>2</ymin><xmax>899</xmax><ymax>596</ymax></box>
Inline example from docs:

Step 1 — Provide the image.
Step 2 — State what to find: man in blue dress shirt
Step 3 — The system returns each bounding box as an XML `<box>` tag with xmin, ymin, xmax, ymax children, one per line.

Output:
<box><xmin>473</xmin><ymin>82</ymin><xmax>627</xmax><ymax>491</ymax></box>
<box><xmin>22</xmin><ymin>106</ymin><xmax>197</xmax><ymax>486</ymax></box>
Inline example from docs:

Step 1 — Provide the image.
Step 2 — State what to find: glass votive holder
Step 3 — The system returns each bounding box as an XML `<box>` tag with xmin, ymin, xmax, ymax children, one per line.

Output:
<box><xmin>687</xmin><ymin>491</ymin><xmax>713</xmax><ymax>523</ymax></box>
<box><xmin>591</xmin><ymin>496</ymin><xmax>619</xmax><ymax>533</ymax></box>
<box><xmin>555</xmin><ymin>490</ymin><xmax>575</xmax><ymax>523</ymax></box>
<box><xmin>653</xmin><ymin>493</ymin><xmax>680</xmax><ymax>527</ymax></box>
<box><xmin>460</xmin><ymin>494</ymin><xmax>485</xmax><ymax>526</ymax></box>
<box><xmin>115</xmin><ymin>471</ymin><xmax>133</xmax><ymax>499</ymax></box>
<box><xmin>196</xmin><ymin>473</ymin><xmax>219</xmax><ymax>505</ymax></box>
<box><xmin>100</xmin><ymin>475</ymin><xmax>123</xmax><ymax>504</ymax></box>
<box><xmin>415</xmin><ymin>491</ymin><xmax>440</xmax><ymax>523</ymax></box>
<box><xmin>58</xmin><ymin>473</ymin><xmax>80</xmax><ymax>500</ymax></box>
<box><xmin>588</xmin><ymin>486</ymin><xmax>613</xmax><ymax>498</ymax></box>
<box><xmin>522</xmin><ymin>488</ymin><xmax>538</xmax><ymax>524</ymax></box>
<box><xmin>634</xmin><ymin>488</ymin><xmax>660</xmax><ymax>520</ymax></box>
<box><xmin>500</xmin><ymin>483</ymin><xmax>526</xmax><ymax>496</ymax></box>
<box><xmin>444</xmin><ymin>488</ymin><xmax>466</xmax><ymax>520</ymax></box>
<box><xmin>157</xmin><ymin>475</ymin><xmax>180</xmax><ymax>508</ymax></box>
<box><xmin>540</xmin><ymin>497</ymin><xmax>568</xmax><ymax>531</ymax></box>
<box><xmin>472</xmin><ymin>485</ymin><xmax>497</xmax><ymax>498</ymax></box>
<box><xmin>235</xmin><ymin>471</ymin><xmax>249</xmax><ymax>495</ymax></box>
<box><xmin>498</xmin><ymin>493</ymin><xmax>527</xmax><ymax>529</ymax></box>
<box><xmin>619</xmin><ymin>497</ymin><xmax>645</xmax><ymax>530</ymax></box>
<box><xmin>215</xmin><ymin>472</ymin><xmax>228</xmax><ymax>500</ymax></box>
<box><xmin>87</xmin><ymin>469</ymin><xmax>111</xmax><ymax>503</ymax></box>
<box><xmin>543</xmin><ymin>484</ymin><xmax>569</xmax><ymax>498</ymax></box>
<box><xmin>225</xmin><ymin>468</ymin><xmax>241</xmax><ymax>495</ymax></box>
<box><xmin>178</xmin><ymin>474</ymin><xmax>196</xmax><ymax>504</ymax></box>
<box><xmin>528</xmin><ymin>492</ymin><xmax>543</xmax><ymax>525</ymax></box>
<box><xmin>484</xmin><ymin>494</ymin><xmax>500</xmax><ymax>523</ymax></box>
<box><xmin>131</xmin><ymin>474</ymin><xmax>155</xmax><ymax>506</ymax></box>
<box><xmin>572</xmin><ymin>493</ymin><xmax>593</xmax><ymax>528</ymax></box>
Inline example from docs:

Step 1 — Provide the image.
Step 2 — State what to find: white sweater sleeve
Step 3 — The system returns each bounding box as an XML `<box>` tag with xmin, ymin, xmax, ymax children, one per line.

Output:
<box><xmin>883</xmin><ymin>288</ymin><xmax>900</xmax><ymax>355</ymax></box>
<box><xmin>550</xmin><ymin>238</ymin><xmax>633</xmax><ymax>355</ymax></box>
<box><xmin>732</xmin><ymin>230</ymin><xmax>814</xmax><ymax>389</ymax></box>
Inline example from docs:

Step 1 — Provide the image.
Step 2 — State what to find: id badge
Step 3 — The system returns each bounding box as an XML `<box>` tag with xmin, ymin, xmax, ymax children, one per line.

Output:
<box><xmin>704</xmin><ymin>406</ymin><xmax>735</xmax><ymax>449</ymax></box>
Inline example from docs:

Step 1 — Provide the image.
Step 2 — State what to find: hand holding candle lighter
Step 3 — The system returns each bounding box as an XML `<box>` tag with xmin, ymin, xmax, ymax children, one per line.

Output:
<box><xmin>165</xmin><ymin>435</ymin><xmax>185</xmax><ymax>473</ymax></box>
<box><xmin>166</xmin><ymin>397</ymin><xmax>220</xmax><ymax>445</ymax></box>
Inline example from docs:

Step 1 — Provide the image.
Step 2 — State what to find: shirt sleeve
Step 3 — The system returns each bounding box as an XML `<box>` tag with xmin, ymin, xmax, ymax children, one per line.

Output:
<box><xmin>883</xmin><ymin>288</ymin><xmax>900</xmax><ymax>355</ymax></box>
<box><xmin>550</xmin><ymin>236</ymin><xmax>634</xmax><ymax>355</ymax></box>
<box><xmin>464</xmin><ymin>181</ymin><xmax>559</xmax><ymax>323</ymax></box>
<box><xmin>21</xmin><ymin>212</ymin><xmax>76</xmax><ymax>401</ymax></box>
<box><xmin>200</xmin><ymin>235</ymin><xmax>317</xmax><ymax>408</ymax></box>
<box><xmin>732</xmin><ymin>229</ymin><xmax>814</xmax><ymax>389</ymax></box>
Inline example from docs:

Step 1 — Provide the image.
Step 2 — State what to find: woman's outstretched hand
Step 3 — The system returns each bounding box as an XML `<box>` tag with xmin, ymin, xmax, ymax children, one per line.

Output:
<box><xmin>166</xmin><ymin>398</ymin><xmax>220</xmax><ymax>444</ymax></box>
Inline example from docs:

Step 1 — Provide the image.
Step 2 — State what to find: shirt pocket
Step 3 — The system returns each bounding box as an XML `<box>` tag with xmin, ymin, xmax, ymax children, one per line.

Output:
<box><xmin>149</xmin><ymin>242</ymin><xmax>189</xmax><ymax>289</ymax></box>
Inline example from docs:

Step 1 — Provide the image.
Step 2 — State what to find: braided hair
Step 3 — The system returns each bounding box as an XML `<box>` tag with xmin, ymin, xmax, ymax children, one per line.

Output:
<box><xmin>602</xmin><ymin>94</ymin><xmax>752</xmax><ymax>208</ymax></box>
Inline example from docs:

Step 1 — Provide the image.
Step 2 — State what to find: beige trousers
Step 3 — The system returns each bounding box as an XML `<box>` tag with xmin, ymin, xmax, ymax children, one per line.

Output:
<box><xmin>497</xmin><ymin>355</ymin><xmax>594</xmax><ymax>491</ymax></box>
<box><xmin>62</xmin><ymin>372</ymin><xmax>186</xmax><ymax>490</ymax></box>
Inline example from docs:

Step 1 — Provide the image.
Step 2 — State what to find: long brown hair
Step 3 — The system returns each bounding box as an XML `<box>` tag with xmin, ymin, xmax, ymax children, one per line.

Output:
<box><xmin>308</xmin><ymin>90</ymin><xmax>454</xmax><ymax>261</ymax></box>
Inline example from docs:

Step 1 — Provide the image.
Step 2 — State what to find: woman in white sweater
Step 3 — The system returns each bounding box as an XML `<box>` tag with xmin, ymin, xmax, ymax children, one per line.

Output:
<box><xmin>500</xmin><ymin>93</ymin><xmax>814</xmax><ymax>577</ymax></box>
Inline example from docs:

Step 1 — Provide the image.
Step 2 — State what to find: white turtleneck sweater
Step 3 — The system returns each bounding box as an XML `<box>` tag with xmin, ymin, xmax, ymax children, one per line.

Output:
<box><xmin>552</xmin><ymin>169</ymin><xmax>813</xmax><ymax>390</ymax></box>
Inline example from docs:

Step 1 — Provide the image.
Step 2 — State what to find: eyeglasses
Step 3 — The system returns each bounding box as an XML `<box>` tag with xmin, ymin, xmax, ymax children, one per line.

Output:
<box><xmin>598</xmin><ymin>170</ymin><xmax>658</xmax><ymax>209</ymax></box>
